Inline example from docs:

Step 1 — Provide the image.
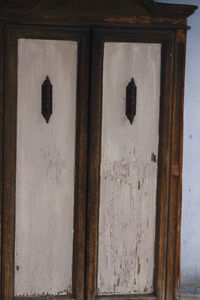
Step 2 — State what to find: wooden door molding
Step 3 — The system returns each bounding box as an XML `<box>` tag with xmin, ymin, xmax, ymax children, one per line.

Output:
<box><xmin>86</xmin><ymin>28</ymin><xmax>175</xmax><ymax>300</ymax></box>
<box><xmin>165</xmin><ymin>29</ymin><xmax>187</xmax><ymax>300</ymax></box>
<box><xmin>0</xmin><ymin>23</ymin><xmax>3</xmax><ymax>298</ymax></box>
<box><xmin>0</xmin><ymin>0</ymin><xmax>197</xmax><ymax>29</ymax></box>
<box><xmin>1</xmin><ymin>25</ymin><xmax>90</xmax><ymax>300</ymax></box>
<box><xmin>0</xmin><ymin>2</ymin><xmax>196</xmax><ymax>298</ymax></box>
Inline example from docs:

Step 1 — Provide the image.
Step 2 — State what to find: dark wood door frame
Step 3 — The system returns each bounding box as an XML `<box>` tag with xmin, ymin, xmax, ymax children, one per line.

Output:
<box><xmin>86</xmin><ymin>28</ymin><xmax>178</xmax><ymax>300</ymax></box>
<box><xmin>1</xmin><ymin>25</ymin><xmax>90</xmax><ymax>300</ymax></box>
<box><xmin>0</xmin><ymin>1</ymin><xmax>197</xmax><ymax>297</ymax></box>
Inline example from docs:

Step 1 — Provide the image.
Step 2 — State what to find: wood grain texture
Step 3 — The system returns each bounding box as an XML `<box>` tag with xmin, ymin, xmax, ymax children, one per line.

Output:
<box><xmin>0</xmin><ymin>0</ymin><xmax>197</xmax><ymax>29</ymax></box>
<box><xmin>165</xmin><ymin>29</ymin><xmax>187</xmax><ymax>300</ymax></box>
<box><xmin>86</xmin><ymin>29</ymin><xmax>175</xmax><ymax>300</ymax></box>
<box><xmin>98</xmin><ymin>42</ymin><xmax>161</xmax><ymax>295</ymax></box>
<box><xmin>153</xmin><ymin>33</ymin><xmax>174</xmax><ymax>300</ymax></box>
<box><xmin>2</xmin><ymin>26</ymin><xmax>90</xmax><ymax>300</ymax></box>
<box><xmin>0</xmin><ymin>6</ymin><xmax>192</xmax><ymax>299</ymax></box>
<box><xmin>86</xmin><ymin>31</ymin><xmax>104</xmax><ymax>300</ymax></box>
<box><xmin>0</xmin><ymin>14</ymin><xmax>191</xmax><ymax>30</ymax></box>
<box><xmin>72</xmin><ymin>30</ymin><xmax>90</xmax><ymax>300</ymax></box>
<box><xmin>2</xmin><ymin>27</ymin><xmax>17</xmax><ymax>300</ymax></box>
<box><xmin>0</xmin><ymin>24</ymin><xmax>3</xmax><ymax>299</ymax></box>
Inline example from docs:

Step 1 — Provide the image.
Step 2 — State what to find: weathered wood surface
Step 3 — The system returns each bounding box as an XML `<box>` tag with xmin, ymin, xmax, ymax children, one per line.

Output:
<box><xmin>98</xmin><ymin>42</ymin><xmax>161</xmax><ymax>295</ymax></box>
<box><xmin>15</xmin><ymin>39</ymin><xmax>77</xmax><ymax>296</ymax></box>
<box><xmin>0</xmin><ymin>0</ymin><xmax>197</xmax><ymax>28</ymax></box>
<box><xmin>3</xmin><ymin>29</ymin><xmax>18</xmax><ymax>300</ymax></box>
<box><xmin>0</xmin><ymin>24</ymin><xmax>3</xmax><ymax>299</ymax></box>
<box><xmin>165</xmin><ymin>29</ymin><xmax>187</xmax><ymax>300</ymax></box>
<box><xmin>0</xmin><ymin>0</ymin><xmax>196</xmax><ymax>17</ymax></box>
<box><xmin>0</xmin><ymin>11</ymin><xmax>192</xmax><ymax>300</ymax></box>
<box><xmin>153</xmin><ymin>32</ymin><xmax>174</xmax><ymax>300</ymax></box>
<box><xmin>86</xmin><ymin>29</ymin><xmax>175</xmax><ymax>300</ymax></box>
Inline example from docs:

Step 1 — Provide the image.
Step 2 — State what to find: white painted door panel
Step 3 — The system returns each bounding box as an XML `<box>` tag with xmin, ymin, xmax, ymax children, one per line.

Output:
<box><xmin>98</xmin><ymin>42</ymin><xmax>161</xmax><ymax>295</ymax></box>
<box><xmin>15</xmin><ymin>39</ymin><xmax>77</xmax><ymax>296</ymax></box>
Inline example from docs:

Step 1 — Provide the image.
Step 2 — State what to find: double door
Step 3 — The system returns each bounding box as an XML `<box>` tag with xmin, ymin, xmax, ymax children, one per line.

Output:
<box><xmin>2</xmin><ymin>25</ymin><xmax>176</xmax><ymax>300</ymax></box>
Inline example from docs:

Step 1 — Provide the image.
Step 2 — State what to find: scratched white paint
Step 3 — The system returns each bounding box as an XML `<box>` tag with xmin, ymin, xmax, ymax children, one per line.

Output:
<box><xmin>15</xmin><ymin>39</ymin><xmax>77</xmax><ymax>296</ymax></box>
<box><xmin>98</xmin><ymin>43</ymin><xmax>161</xmax><ymax>295</ymax></box>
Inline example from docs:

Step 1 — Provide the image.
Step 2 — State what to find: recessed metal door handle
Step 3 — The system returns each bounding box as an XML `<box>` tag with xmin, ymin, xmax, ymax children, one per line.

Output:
<box><xmin>126</xmin><ymin>77</ymin><xmax>137</xmax><ymax>124</ymax></box>
<box><xmin>42</xmin><ymin>76</ymin><xmax>52</xmax><ymax>123</ymax></box>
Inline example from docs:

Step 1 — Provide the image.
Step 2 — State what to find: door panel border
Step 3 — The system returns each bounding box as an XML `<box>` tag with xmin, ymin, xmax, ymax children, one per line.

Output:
<box><xmin>86</xmin><ymin>28</ymin><xmax>175</xmax><ymax>300</ymax></box>
<box><xmin>2</xmin><ymin>25</ymin><xmax>90</xmax><ymax>300</ymax></box>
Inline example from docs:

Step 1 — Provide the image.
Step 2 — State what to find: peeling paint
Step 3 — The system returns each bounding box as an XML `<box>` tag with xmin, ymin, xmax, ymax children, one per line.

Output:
<box><xmin>112</xmin><ymin>159</ymin><xmax>130</xmax><ymax>181</ymax></box>
<box><xmin>137</xmin><ymin>257</ymin><xmax>141</xmax><ymax>275</ymax></box>
<box><xmin>138</xmin><ymin>181</ymin><xmax>141</xmax><ymax>190</ymax></box>
<box><xmin>151</xmin><ymin>152</ymin><xmax>157</xmax><ymax>163</ymax></box>
<box><xmin>101</xmin><ymin>158</ymin><xmax>158</xmax><ymax>186</ymax></box>
<box><xmin>98</xmin><ymin>42</ymin><xmax>161</xmax><ymax>295</ymax></box>
<box><xmin>16</xmin><ymin>265</ymin><xmax>21</xmax><ymax>272</ymax></box>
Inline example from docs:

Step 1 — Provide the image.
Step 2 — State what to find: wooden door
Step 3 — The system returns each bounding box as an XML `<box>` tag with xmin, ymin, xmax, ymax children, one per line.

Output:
<box><xmin>86</xmin><ymin>29</ymin><xmax>174</xmax><ymax>300</ymax></box>
<box><xmin>1</xmin><ymin>25</ymin><xmax>184</xmax><ymax>300</ymax></box>
<box><xmin>2</xmin><ymin>25</ymin><xmax>90</xmax><ymax>300</ymax></box>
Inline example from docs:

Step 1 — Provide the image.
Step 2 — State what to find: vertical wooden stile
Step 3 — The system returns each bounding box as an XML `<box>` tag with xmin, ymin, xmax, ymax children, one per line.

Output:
<box><xmin>165</xmin><ymin>29</ymin><xmax>187</xmax><ymax>300</ymax></box>
<box><xmin>0</xmin><ymin>24</ymin><xmax>4</xmax><ymax>299</ymax></box>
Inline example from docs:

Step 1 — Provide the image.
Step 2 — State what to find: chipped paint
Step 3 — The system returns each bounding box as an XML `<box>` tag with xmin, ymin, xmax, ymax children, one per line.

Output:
<box><xmin>138</xmin><ymin>181</ymin><xmax>141</xmax><ymax>190</ymax></box>
<box><xmin>16</xmin><ymin>265</ymin><xmax>20</xmax><ymax>272</ymax></box>
<box><xmin>113</xmin><ymin>159</ymin><xmax>130</xmax><ymax>180</ymax></box>
<box><xmin>98</xmin><ymin>42</ymin><xmax>161</xmax><ymax>294</ymax></box>
<box><xmin>151</xmin><ymin>152</ymin><xmax>157</xmax><ymax>163</ymax></box>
